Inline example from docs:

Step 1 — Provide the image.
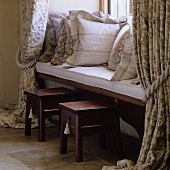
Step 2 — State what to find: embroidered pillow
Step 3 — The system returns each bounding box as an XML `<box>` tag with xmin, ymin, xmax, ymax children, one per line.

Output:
<box><xmin>51</xmin><ymin>17</ymin><xmax>76</xmax><ymax>65</ymax></box>
<box><xmin>108</xmin><ymin>24</ymin><xmax>130</xmax><ymax>71</ymax></box>
<box><xmin>111</xmin><ymin>35</ymin><xmax>137</xmax><ymax>81</ymax></box>
<box><xmin>66</xmin><ymin>16</ymin><xmax>120</xmax><ymax>66</ymax></box>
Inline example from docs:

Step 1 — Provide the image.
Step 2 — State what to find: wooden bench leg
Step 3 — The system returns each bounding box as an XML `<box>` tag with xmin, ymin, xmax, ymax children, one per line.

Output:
<box><xmin>114</xmin><ymin>111</ymin><xmax>123</xmax><ymax>157</ymax></box>
<box><xmin>75</xmin><ymin>123</ymin><xmax>83</xmax><ymax>162</ymax></box>
<box><xmin>39</xmin><ymin>113</ymin><xmax>45</xmax><ymax>142</ymax></box>
<box><xmin>60</xmin><ymin>123</ymin><xmax>68</xmax><ymax>154</ymax></box>
<box><xmin>25</xmin><ymin>97</ymin><xmax>31</xmax><ymax>136</ymax></box>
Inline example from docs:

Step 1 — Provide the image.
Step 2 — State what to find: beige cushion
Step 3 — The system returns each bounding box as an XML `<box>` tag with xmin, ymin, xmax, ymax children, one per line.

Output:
<box><xmin>66</xmin><ymin>11</ymin><xmax>120</xmax><ymax>66</ymax></box>
<box><xmin>69</xmin><ymin>10</ymin><xmax>119</xmax><ymax>39</ymax></box>
<box><xmin>111</xmin><ymin>35</ymin><xmax>137</xmax><ymax>81</ymax></box>
<box><xmin>108</xmin><ymin>24</ymin><xmax>130</xmax><ymax>71</ymax></box>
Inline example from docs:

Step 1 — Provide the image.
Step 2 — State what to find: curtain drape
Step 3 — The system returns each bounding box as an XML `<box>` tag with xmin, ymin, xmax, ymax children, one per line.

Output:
<box><xmin>103</xmin><ymin>0</ymin><xmax>170</xmax><ymax>170</ymax></box>
<box><xmin>0</xmin><ymin>0</ymin><xmax>49</xmax><ymax>128</ymax></box>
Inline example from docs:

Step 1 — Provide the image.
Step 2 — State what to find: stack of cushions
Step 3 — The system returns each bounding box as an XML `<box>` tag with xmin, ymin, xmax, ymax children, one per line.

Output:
<box><xmin>38</xmin><ymin>10</ymin><xmax>137</xmax><ymax>81</ymax></box>
<box><xmin>39</xmin><ymin>10</ymin><xmax>106</xmax><ymax>65</ymax></box>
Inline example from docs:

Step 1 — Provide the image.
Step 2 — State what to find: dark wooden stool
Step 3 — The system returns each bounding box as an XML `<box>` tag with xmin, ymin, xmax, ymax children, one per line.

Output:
<box><xmin>59</xmin><ymin>100</ymin><xmax>123</xmax><ymax>162</ymax></box>
<box><xmin>24</xmin><ymin>87</ymin><xmax>75</xmax><ymax>142</ymax></box>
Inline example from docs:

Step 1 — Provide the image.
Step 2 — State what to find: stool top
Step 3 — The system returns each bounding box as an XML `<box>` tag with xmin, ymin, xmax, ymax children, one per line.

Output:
<box><xmin>59</xmin><ymin>100</ymin><xmax>117</xmax><ymax>112</ymax></box>
<box><xmin>24</xmin><ymin>87</ymin><xmax>75</xmax><ymax>97</ymax></box>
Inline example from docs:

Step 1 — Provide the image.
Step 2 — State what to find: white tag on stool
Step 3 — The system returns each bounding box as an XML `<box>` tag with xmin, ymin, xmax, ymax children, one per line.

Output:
<box><xmin>64</xmin><ymin>122</ymin><xmax>70</xmax><ymax>134</ymax></box>
<box><xmin>28</xmin><ymin>107</ymin><xmax>33</xmax><ymax>119</ymax></box>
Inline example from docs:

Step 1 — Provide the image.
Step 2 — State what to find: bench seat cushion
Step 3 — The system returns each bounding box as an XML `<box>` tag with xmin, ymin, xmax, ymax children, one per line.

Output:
<box><xmin>36</xmin><ymin>62</ymin><xmax>145</xmax><ymax>101</ymax></box>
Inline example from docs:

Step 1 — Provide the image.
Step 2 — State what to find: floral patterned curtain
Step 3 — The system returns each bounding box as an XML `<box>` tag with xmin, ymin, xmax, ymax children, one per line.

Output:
<box><xmin>103</xmin><ymin>0</ymin><xmax>170</xmax><ymax>169</ymax></box>
<box><xmin>0</xmin><ymin>0</ymin><xmax>49</xmax><ymax>128</ymax></box>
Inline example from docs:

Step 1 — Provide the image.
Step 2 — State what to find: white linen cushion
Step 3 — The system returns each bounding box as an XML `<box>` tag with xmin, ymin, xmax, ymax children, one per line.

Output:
<box><xmin>36</xmin><ymin>62</ymin><xmax>145</xmax><ymax>101</ymax></box>
<box><xmin>66</xmin><ymin>17</ymin><xmax>120</xmax><ymax>66</ymax></box>
<box><xmin>69</xmin><ymin>10</ymin><xmax>119</xmax><ymax>39</ymax></box>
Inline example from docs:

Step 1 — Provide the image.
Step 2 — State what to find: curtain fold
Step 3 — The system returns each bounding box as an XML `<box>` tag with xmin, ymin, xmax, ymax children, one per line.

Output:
<box><xmin>0</xmin><ymin>0</ymin><xmax>49</xmax><ymax>128</ymax></box>
<box><xmin>134</xmin><ymin>1</ymin><xmax>170</xmax><ymax>169</ymax></box>
<box><xmin>103</xmin><ymin>0</ymin><xmax>170</xmax><ymax>169</ymax></box>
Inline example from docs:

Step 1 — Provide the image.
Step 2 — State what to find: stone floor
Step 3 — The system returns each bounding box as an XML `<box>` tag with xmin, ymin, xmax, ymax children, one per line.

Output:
<box><xmin>0</xmin><ymin>125</ymin><xmax>141</xmax><ymax>170</ymax></box>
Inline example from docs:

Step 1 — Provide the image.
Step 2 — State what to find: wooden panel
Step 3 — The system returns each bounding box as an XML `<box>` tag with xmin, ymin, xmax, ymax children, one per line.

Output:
<box><xmin>99</xmin><ymin>0</ymin><xmax>108</xmax><ymax>14</ymax></box>
<box><xmin>36</xmin><ymin>72</ymin><xmax>146</xmax><ymax>107</ymax></box>
<box><xmin>129</xmin><ymin>0</ymin><xmax>133</xmax><ymax>14</ymax></box>
<box><xmin>118</xmin><ymin>100</ymin><xmax>145</xmax><ymax>140</ymax></box>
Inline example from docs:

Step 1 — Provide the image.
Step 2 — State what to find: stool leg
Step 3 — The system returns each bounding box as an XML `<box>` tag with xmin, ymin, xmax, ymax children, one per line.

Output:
<box><xmin>60</xmin><ymin>123</ymin><xmax>68</xmax><ymax>154</ymax></box>
<box><xmin>25</xmin><ymin>96</ymin><xmax>31</xmax><ymax>136</ymax></box>
<box><xmin>38</xmin><ymin>100</ymin><xmax>45</xmax><ymax>142</ymax></box>
<box><xmin>58</xmin><ymin>112</ymin><xmax>61</xmax><ymax>132</ymax></box>
<box><xmin>75</xmin><ymin>117</ymin><xmax>83</xmax><ymax>162</ymax></box>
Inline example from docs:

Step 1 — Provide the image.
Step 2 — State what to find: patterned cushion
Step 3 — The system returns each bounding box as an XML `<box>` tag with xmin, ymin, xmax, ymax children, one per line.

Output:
<box><xmin>108</xmin><ymin>25</ymin><xmax>130</xmax><ymax>71</ymax></box>
<box><xmin>49</xmin><ymin>17</ymin><xmax>63</xmax><ymax>46</ymax></box>
<box><xmin>38</xmin><ymin>49</ymin><xmax>54</xmax><ymax>63</ymax></box>
<box><xmin>38</xmin><ymin>28</ymin><xmax>56</xmax><ymax>63</ymax></box>
<box><xmin>51</xmin><ymin>17</ymin><xmax>76</xmax><ymax>65</ymax></box>
<box><xmin>111</xmin><ymin>35</ymin><xmax>137</xmax><ymax>81</ymax></box>
<box><xmin>66</xmin><ymin>10</ymin><xmax>120</xmax><ymax>66</ymax></box>
<box><xmin>44</xmin><ymin>12</ymin><xmax>68</xmax><ymax>50</ymax></box>
<box><xmin>39</xmin><ymin>12</ymin><xmax>68</xmax><ymax>63</ymax></box>
<box><xmin>43</xmin><ymin>26</ymin><xmax>56</xmax><ymax>51</ymax></box>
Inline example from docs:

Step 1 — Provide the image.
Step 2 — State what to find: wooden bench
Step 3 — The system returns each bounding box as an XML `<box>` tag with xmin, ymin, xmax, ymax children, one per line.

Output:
<box><xmin>59</xmin><ymin>100</ymin><xmax>123</xmax><ymax>162</ymax></box>
<box><xmin>37</xmin><ymin>72</ymin><xmax>146</xmax><ymax>141</ymax></box>
<box><xmin>24</xmin><ymin>87</ymin><xmax>76</xmax><ymax>142</ymax></box>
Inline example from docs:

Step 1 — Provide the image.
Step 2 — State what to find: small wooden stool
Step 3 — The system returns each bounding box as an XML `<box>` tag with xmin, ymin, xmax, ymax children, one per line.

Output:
<box><xmin>59</xmin><ymin>100</ymin><xmax>123</xmax><ymax>162</ymax></box>
<box><xmin>24</xmin><ymin>87</ymin><xmax>75</xmax><ymax>142</ymax></box>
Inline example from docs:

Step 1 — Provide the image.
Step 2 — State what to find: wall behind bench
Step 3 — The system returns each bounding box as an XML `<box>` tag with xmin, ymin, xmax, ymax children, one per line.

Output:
<box><xmin>49</xmin><ymin>0</ymin><xmax>99</xmax><ymax>13</ymax></box>
<box><xmin>0</xmin><ymin>0</ymin><xmax>20</xmax><ymax>106</ymax></box>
